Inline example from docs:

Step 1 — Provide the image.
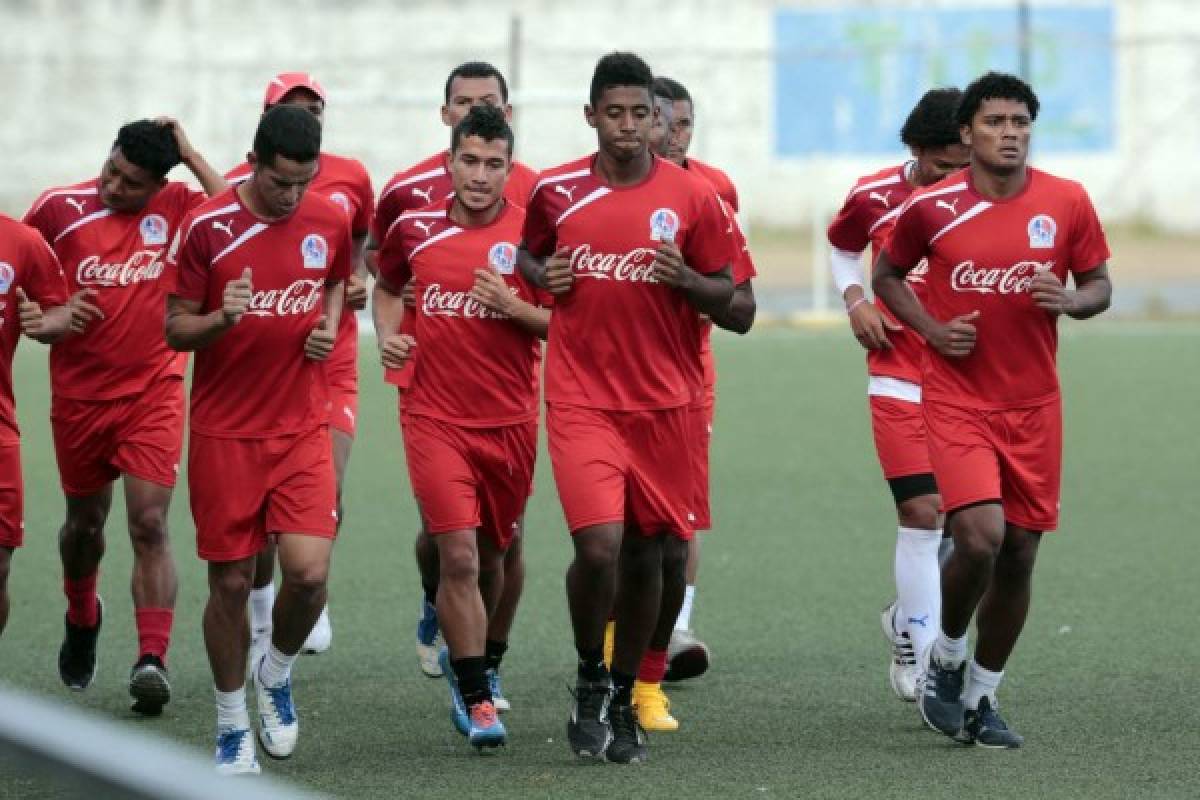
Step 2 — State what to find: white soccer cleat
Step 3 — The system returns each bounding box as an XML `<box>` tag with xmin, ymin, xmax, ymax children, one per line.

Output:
<box><xmin>880</xmin><ymin>602</ymin><xmax>919</xmax><ymax>702</ymax></box>
<box><xmin>253</xmin><ymin>657</ymin><xmax>299</xmax><ymax>759</ymax></box>
<box><xmin>416</xmin><ymin>599</ymin><xmax>444</xmax><ymax>677</ymax></box>
<box><xmin>302</xmin><ymin>606</ymin><xmax>332</xmax><ymax>655</ymax></box>
<box><xmin>214</xmin><ymin>727</ymin><xmax>261</xmax><ymax>775</ymax></box>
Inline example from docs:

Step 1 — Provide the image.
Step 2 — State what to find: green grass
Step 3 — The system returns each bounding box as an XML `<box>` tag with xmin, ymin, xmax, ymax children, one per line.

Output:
<box><xmin>2</xmin><ymin>323</ymin><xmax>1198</xmax><ymax>798</ymax></box>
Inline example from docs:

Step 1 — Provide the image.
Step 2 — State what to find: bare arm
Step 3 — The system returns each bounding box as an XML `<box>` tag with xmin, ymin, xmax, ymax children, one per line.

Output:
<box><xmin>344</xmin><ymin>233</ymin><xmax>370</xmax><ymax>311</ymax></box>
<box><xmin>1030</xmin><ymin>263</ymin><xmax>1112</xmax><ymax>320</ymax></box>
<box><xmin>158</xmin><ymin>117</ymin><xmax>228</xmax><ymax>198</ymax></box>
<box><xmin>469</xmin><ymin>269</ymin><xmax>551</xmax><ymax>340</ymax></box>
<box><xmin>651</xmin><ymin>242</ymin><xmax>734</xmax><ymax>318</ymax></box>
<box><xmin>372</xmin><ymin>275</ymin><xmax>416</xmax><ymax>369</ymax></box>
<box><xmin>165</xmin><ymin>266</ymin><xmax>252</xmax><ymax>351</ymax></box>
<box><xmin>709</xmin><ymin>279</ymin><xmax>756</xmax><ymax>335</ymax></box>
<box><xmin>873</xmin><ymin>250</ymin><xmax>979</xmax><ymax>359</ymax></box>
<box><xmin>15</xmin><ymin>288</ymin><xmax>71</xmax><ymax>344</ymax></box>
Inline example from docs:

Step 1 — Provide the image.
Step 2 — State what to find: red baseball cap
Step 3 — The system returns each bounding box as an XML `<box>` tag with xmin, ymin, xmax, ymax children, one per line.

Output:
<box><xmin>263</xmin><ymin>72</ymin><xmax>326</xmax><ymax>108</ymax></box>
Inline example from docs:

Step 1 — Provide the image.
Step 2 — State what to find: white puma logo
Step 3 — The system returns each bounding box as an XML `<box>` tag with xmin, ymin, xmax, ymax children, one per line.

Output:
<box><xmin>554</xmin><ymin>184</ymin><xmax>578</xmax><ymax>203</ymax></box>
<box><xmin>66</xmin><ymin>197</ymin><xmax>87</xmax><ymax>215</ymax></box>
<box><xmin>869</xmin><ymin>190</ymin><xmax>892</xmax><ymax>208</ymax></box>
<box><xmin>212</xmin><ymin>220</ymin><xmax>235</xmax><ymax>238</ymax></box>
<box><xmin>936</xmin><ymin>198</ymin><xmax>961</xmax><ymax>216</ymax></box>
<box><xmin>411</xmin><ymin>186</ymin><xmax>434</xmax><ymax>204</ymax></box>
<box><xmin>413</xmin><ymin>219</ymin><xmax>435</xmax><ymax>237</ymax></box>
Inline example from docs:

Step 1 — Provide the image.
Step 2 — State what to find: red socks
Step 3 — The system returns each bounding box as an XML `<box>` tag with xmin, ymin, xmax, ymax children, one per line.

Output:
<box><xmin>637</xmin><ymin>647</ymin><xmax>668</xmax><ymax>684</ymax></box>
<box><xmin>135</xmin><ymin>607</ymin><xmax>174</xmax><ymax>663</ymax></box>
<box><xmin>64</xmin><ymin>573</ymin><xmax>99</xmax><ymax>627</ymax></box>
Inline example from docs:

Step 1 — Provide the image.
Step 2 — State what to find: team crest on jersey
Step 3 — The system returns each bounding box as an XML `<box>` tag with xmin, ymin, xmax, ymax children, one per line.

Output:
<box><xmin>0</xmin><ymin>262</ymin><xmax>14</xmax><ymax>294</ymax></box>
<box><xmin>301</xmin><ymin>234</ymin><xmax>328</xmax><ymax>269</ymax></box>
<box><xmin>328</xmin><ymin>191</ymin><xmax>351</xmax><ymax>215</ymax></box>
<box><xmin>649</xmin><ymin>208</ymin><xmax>680</xmax><ymax>243</ymax></box>
<box><xmin>1027</xmin><ymin>214</ymin><xmax>1056</xmax><ymax>249</ymax></box>
<box><xmin>140</xmin><ymin>214</ymin><xmax>169</xmax><ymax>246</ymax></box>
<box><xmin>488</xmin><ymin>242</ymin><xmax>518</xmax><ymax>275</ymax></box>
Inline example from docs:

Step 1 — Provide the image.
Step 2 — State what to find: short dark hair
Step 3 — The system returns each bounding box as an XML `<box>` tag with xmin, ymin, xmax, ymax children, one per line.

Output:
<box><xmin>589</xmin><ymin>52</ymin><xmax>653</xmax><ymax>107</ymax></box>
<box><xmin>451</xmin><ymin>104</ymin><xmax>514</xmax><ymax>156</ymax></box>
<box><xmin>253</xmin><ymin>104</ymin><xmax>321</xmax><ymax>167</ymax></box>
<box><xmin>652</xmin><ymin>76</ymin><xmax>692</xmax><ymax>109</ymax></box>
<box><xmin>114</xmin><ymin>120</ymin><xmax>181</xmax><ymax>179</ymax></box>
<box><xmin>956</xmin><ymin>71</ymin><xmax>1040</xmax><ymax>127</ymax></box>
<box><xmin>444</xmin><ymin>61</ymin><xmax>509</xmax><ymax>104</ymax></box>
<box><xmin>900</xmin><ymin>88</ymin><xmax>964</xmax><ymax>148</ymax></box>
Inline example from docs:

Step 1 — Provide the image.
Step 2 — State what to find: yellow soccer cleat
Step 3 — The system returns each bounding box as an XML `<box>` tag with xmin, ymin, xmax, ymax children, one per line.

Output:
<box><xmin>603</xmin><ymin>619</ymin><xmax>615</xmax><ymax>668</ymax></box>
<box><xmin>633</xmin><ymin>680</ymin><xmax>679</xmax><ymax>732</ymax></box>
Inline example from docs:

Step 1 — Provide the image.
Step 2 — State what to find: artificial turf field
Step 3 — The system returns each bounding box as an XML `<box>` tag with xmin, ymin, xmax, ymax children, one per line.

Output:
<box><xmin>2</xmin><ymin>322</ymin><xmax>1197</xmax><ymax>799</ymax></box>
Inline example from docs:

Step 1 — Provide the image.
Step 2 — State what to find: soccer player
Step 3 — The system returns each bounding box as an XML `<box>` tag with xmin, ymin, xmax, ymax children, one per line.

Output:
<box><xmin>826</xmin><ymin>88</ymin><xmax>969</xmax><ymax>700</ymax></box>
<box><xmin>165</xmin><ymin>105</ymin><xmax>352</xmax><ymax>774</ymax></box>
<box><xmin>23</xmin><ymin>118</ymin><xmax>225</xmax><ymax>714</ymax></box>
<box><xmin>520</xmin><ymin>52</ymin><xmax>735</xmax><ymax>763</ymax></box>
<box><xmin>873</xmin><ymin>72</ymin><xmax>1112</xmax><ymax>748</ymax></box>
<box><xmin>227</xmin><ymin>72</ymin><xmax>374</xmax><ymax>659</ymax></box>
<box><xmin>0</xmin><ymin>218</ymin><xmax>80</xmax><ymax>638</ymax></box>
<box><xmin>374</xmin><ymin>104</ymin><xmax>547</xmax><ymax>751</ymax></box>
<box><xmin>371</xmin><ymin>61</ymin><xmax>537</xmax><ymax>688</ymax></box>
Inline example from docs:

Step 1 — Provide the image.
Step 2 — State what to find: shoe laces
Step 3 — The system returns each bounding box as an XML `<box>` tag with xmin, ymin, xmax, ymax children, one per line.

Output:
<box><xmin>892</xmin><ymin>631</ymin><xmax>917</xmax><ymax>667</ymax></box>
<box><xmin>217</xmin><ymin>729</ymin><xmax>249</xmax><ymax>762</ymax></box>
<box><xmin>570</xmin><ymin>682</ymin><xmax>612</xmax><ymax>723</ymax></box>
<box><xmin>610</xmin><ymin>702</ymin><xmax>643</xmax><ymax>743</ymax></box>
<box><xmin>470</xmin><ymin>701</ymin><xmax>498</xmax><ymax>728</ymax></box>
<box><xmin>974</xmin><ymin>697</ymin><xmax>1008</xmax><ymax>730</ymax></box>
<box><xmin>263</xmin><ymin>681</ymin><xmax>296</xmax><ymax>725</ymax></box>
<box><xmin>635</xmin><ymin>684</ymin><xmax>670</xmax><ymax>713</ymax></box>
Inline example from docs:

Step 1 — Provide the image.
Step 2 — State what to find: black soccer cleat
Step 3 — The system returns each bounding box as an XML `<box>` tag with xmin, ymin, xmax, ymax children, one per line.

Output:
<box><xmin>567</xmin><ymin>676</ymin><xmax>614</xmax><ymax>759</ymax></box>
<box><xmin>964</xmin><ymin>696</ymin><xmax>1024</xmax><ymax>749</ymax></box>
<box><xmin>59</xmin><ymin>598</ymin><xmax>103</xmax><ymax>692</ymax></box>
<box><xmin>604</xmin><ymin>700</ymin><xmax>648</xmax><ymax>764</ymax></box>
<box><xmin>129</xmin><ymin>654</ymin><xmax>171</xmax><ymax>716</ymax></box>
<box><xmin>917</xmin><ymin>650</ymin><xmax>967</xmax><ymax>740</ymax></box>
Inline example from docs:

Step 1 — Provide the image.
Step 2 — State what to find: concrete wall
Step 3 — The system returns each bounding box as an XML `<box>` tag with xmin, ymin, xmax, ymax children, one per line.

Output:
<box><xmin>1</xmin><ymin>0</ymin><xmax>1197</xmax><ymax>232</ymax></box>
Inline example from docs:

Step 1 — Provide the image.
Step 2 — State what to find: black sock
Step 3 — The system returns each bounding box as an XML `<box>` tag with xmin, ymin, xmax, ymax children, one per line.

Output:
<box><xmin>577</xmin><ymin>647</ymin><xmax>607</xmax><ymax>682</ymax></box>
<box><xmin>484</xmin><ymin>639</ymin><xmax>508</xmax><ymax>672</ymax></box>
<box><xmin>611</xmin><ymin>669</ymin><xmax>635</xmax><ymax>705</ymax></box>
<box><xmin>422</xmin><ymin>583</ymin><xmax>438</xmax><ymax>607</ymax></box>
<box><xmin>451</xmin><ymin>656</ymin><xmax>490</xmax><ymax>707</ymax></box>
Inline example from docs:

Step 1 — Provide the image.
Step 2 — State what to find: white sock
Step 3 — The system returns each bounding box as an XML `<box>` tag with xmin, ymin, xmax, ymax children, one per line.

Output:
<box><xmin>933</xmin><ymin>630</ymin><xmax>968</xmax><ymax>669</ymax></box>
<box><xmin>249</xmin><ymin>584</ymin><xmax>275</xmax><ymax>635</ymax></box>
<box><xmin>675</xmin><ymin>585</ymin><xmax>696</xmax><ymax>631</ymax></box>
<box><xmin>963</xmin><ymin>659</ymin><xmax>1004</xmax><ymax>710</ymax></box>
<box><xmin>215</xmin><ymin>686</ymin><xmax>250</xmax><ymax>731</ymax></box>
<box><xmin>257</xmin><ymin>642</ymin><xmax>298</xmax><ymax>689</ymax></box>
<box><xmin>894</xmin><ymin>526</ymin><xmax>943</xmax><ymax>658</ymax></box>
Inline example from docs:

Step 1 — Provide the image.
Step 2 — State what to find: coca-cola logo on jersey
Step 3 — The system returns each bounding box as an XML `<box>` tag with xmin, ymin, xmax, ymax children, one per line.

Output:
<box><xmin>245</xmin><ymin>279</ymin><xmax>323</xmax><ymax>317</ymax></box>
<box><xmin>76</xmin><ymin>250</ymin><xmax>164</xmax><ymax>288</ymax></box>
<box><xmin>569</xmin><ymin>244</ymin><xmax>658</xmax><ymax>283</ymax></box>
<box><xmin>421</xmin><ymin>283</ymin><xmax>511</xmax><ymax>320</ymax></box>
<box><xmin>950</xmin><ymin>260</ymin><xmax>1053</xmax><ymax>295</ymax></box>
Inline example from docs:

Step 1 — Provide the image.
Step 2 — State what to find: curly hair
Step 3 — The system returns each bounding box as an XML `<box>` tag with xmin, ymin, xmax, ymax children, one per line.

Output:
<box><xmin>900</xmin><ymin>88</ymin><xmax>963</xmax><ymax>148</ymax></box>
<box><xmin>114</xmin><ymin>120</ymin><xmax>181</xmax><ymax>179</ymax></box>
<box><xmin>451</xmin><ymin>104</ymin><xmax>514</xmax><ymax>156</ymax></box>
<box><xmin>956</xmin><ymin>71</ymin><xmax>1040</xmax><ymax>127</ymax></box>
<box><xmin>590</xmin><ymin>51</ymin><xmax>653</xmax><ymax>106</ymax></box>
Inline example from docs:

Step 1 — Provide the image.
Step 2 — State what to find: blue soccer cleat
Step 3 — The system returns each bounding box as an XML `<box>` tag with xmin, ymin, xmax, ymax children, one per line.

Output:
<box><xmin>439</xmin><ymin>647</ymin><xmax>470</xmax><ymax>736</ymax></box>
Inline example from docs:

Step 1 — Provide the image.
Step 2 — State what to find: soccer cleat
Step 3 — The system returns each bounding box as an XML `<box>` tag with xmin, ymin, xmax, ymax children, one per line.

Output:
<box><xmin>439</xmin><ymin>647</ymin><xmax>470</xmax><ymax>736</ymax></box>
<box><xmin>605</xmin><ymin>700</ymin><xmax>648</xmax><ymax>764</ymax></box>
<box><xmin>602</xmin><ymin>619</ymin><xmax>615</xmax><ymax>668</ymax></box>
<box><xmin>129</xmin><ymin>654</ymin><xmax>171</xmax><ymax>716</ymax></box>
<box><xmin>632</xmin><ymin>680</ymin><xmax>679</xmax><ymax>732</ymax></box>
<box><xmin>918</xmin><ymin>650</ymin><xmax>968</xmax><ymax>740</ymax></box>
<box><xmin>487</xmin><ymin>668</ymin><xmax>511</xmax><ymax>713</ymax></box>
<box><xmin>416</xmin><ymin>599</ymin><xmax>444</xmax><ymax>677</ymax></box>
<box><xmin>964</xmin><ymin>696</ymin><xmax>1024</xmax><ymax>749</ymax></box>
<box><xmin>567</xmin><ymin>675</ymin><xmax>614</xmax><ymax>759</ymax></box>
<box><xmin>301</xmin><ymin>606</ymin><xmax>332</xmax><ymax>654</ymax></box>
<box><xmin>467</xmin><ymin>700</ymin><xmax>507</xmax><ymax>751</ymax></box>
<box><xmin>214</xmin><ymin>727</ymin><xmax>261</xmax><ymax>775</ymax></box>
<box><xmin>253</xmin><ymin>657</ymin><xmax>299</xmax><ymax>758</ymax></box>
<box><xmin>664</xmin><ymin>628</ymin><xmax>710</xmax><ymax>682</ymax></box>
<box><xmin>880</xmin><ymin>602</ymin><xmax>920</xmax><ymax>702</ymax></box>
<box><xmin>59</xmin><ymin>598</ymin><xmax>103</xmax><ymax>691</ymax></box>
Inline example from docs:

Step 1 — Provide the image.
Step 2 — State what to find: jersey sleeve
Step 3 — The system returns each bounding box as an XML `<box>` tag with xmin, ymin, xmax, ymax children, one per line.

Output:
<box><xmin>372</xmin><ymin>183</ymin><xmax>402</xmax><ymax>243</ymax></box>
<box><xmin>377</xmin><ymin>223</ymin><xmax>413</xmax><ymax>288</ymax></box>
<box><xmin>826</xmin><ymin>191</ymin><xmax>870</xmax><ymax>253</ymax></box>
<box><xmin>882</xmin><ymin>199</ymin><xmax>930</xmax><ymax>271</ymax></box>
<box><xmin>682</xmin><ymin>189</ymin><xmax>736</xmax><ymax>275</ymax></box>
<box><xmin>19</xmin><ymin>229</ymin><xmax>69</xmax><ymax>307</ymax></box>
<box><xmin>521</xmin><ymin>183</ymin><xmax>557</xmax><ymax>259</ymax></box>
<box><xmin>1068</xmin><ymin>186</ymin><xmax>1110</xmax><ymax>275</ymax></box>
<box><xmin>21</xmin><ymin>194</ymin><xmax>63</xmax><ymax>246</ymax></box>
<box><xmin>166</xmin><ymin>219</ymin><xmax>211</xmax><ymax>303</ymax></box>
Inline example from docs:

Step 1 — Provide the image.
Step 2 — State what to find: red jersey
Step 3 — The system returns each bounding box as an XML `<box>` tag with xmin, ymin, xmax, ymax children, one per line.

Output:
<box><xmin>378</xmin><ymin>199</ymin><xmax>540</xmax><ymax>427</ymax></box>
<box><xmin>884</xmin><ymin>167</ymin><xmax>1109</xmax><ymax>409</ymax></box>
<box><xmin>684</xmin><ymin>158</ymin><xmax>739</xmax><ymax>212</ymax></box>
<box><xmin>23</xmin><ymin>180</ymin><xmax>204</xmax><ymax>400</ymax></box>
<box><xmin>0</xmin><ymin>215</ymin><xmax>69</xmax><ymax>443</ymax></box>
<box><xmin>828</xmin><ymin>162</ymin><xmax>928</xmax><ymax>384</ymax></box>
<box><xmin>375</xmin><ymin>151</ymin><xmax>537</xmax><ymax>390</ymax></box>
<box><xmin>524</xmin><ymin>154</ymin><xmax>735</xmax><ymax>410</ymax></box>
<box><xmin>166</xmin><ymin>187</ymin><xmax>354</xmax><ymax>437</ymax></box>
<box><xmin>226</xmin><ymin>153</ymin><xmax>373</xmax><ymax>389</ymax></box>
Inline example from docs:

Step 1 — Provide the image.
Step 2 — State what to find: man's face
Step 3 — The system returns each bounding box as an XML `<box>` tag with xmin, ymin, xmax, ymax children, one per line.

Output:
<box><xmin>586</xmin><ymin>86</ymin><xmax>654</xmax><ymax>164</ymax></box>
<box><xmin>450</xmin><ymin>135</ymin><xmax>511</xmax><ymax>213</ymax></box>
<box><xmin>962</xmin><ymin>97</ymin><xmax>1032</xmax><ymax>175</ymax></box>
<box><xmin>442</xmin><ymin>76</ymin><xmax>510</xmax><ymax>128</ymax></box>
<box><xmin>97</xmin><ymin>147</ymin><xmax>163</xmax><ymax>213</ymax></box>
<box><xmin>275</xmin><ymin>87</ymin><xmax>325</xmax><ymax>126</ymax></box>
<box><xmin>248</xmin><ymin>153</ymin><xmax>319</xmax><ymax>218</ymax></box>
<box><xmin>666</xmin><ymin>98</ymin><xmax>694</xmax><ymax>165</ymax></box>
<box><xmin>912</xmin><ymin>142</ymin><xmax>971</xmax><ymax>187</ymax></box>
<box><xmin>649</xmin><ymin>96</ymin><xmax>675</xmax><ymax>157</ymax></box>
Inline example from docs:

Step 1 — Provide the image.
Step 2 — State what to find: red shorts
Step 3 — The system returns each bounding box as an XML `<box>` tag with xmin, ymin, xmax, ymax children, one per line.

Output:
<box><xmin>870</xmin><ymin>395</ymin><xmax>934</xmax><ymax>480</ymax></box>
<box><xmin>329</xmin><ymin>382</ymin><xmax>358</xmax><ymax>437</ymax></box>
<box><xmin>547</xmin><ymin>404</ymin><xmax>695</xmax><ymax>540</ymax></box>
<box><xmin>51</xmin><ymin>373</ymin><xmax>184</xmax><ymax>496</ymax></box>
<box><xmin>403</xmin><ymin>414</ymin><xmax>536</xmax><ymax>550</ymax></box>
<box><xmin>925</xmin><ymin>397</ymin><xmax>1062</xmax><ymax>532</ymax></box>
<box><xmin>690</xmin><ymin>390</ymin><xmax>715</xmax><ymax>531</ymax></box>
<box><xmin>0</xmin><ymin>444</ymin><xmax>23</xmax><ymax>549</ymax></box>
<box><xmin>189</xmin><ymin>427</ymin><xmax>338</xmax><ymax>562</ymax></box>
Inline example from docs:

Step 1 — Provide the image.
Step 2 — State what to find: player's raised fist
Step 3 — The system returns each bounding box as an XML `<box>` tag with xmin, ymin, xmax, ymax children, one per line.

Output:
<box><xmin>345</xmin><ymin>272</ymin><xmax>368</xmax><ymax>311</ymax></box>
<box><xmin>931</xmin><ymin>310</ymin><xmax>980</xmax><ymax>358</ymax></box>
<box><xmin>469</xmin><ymin>268</ymin><xmax>515</xmax><ymax>316</ymax></box>
<box><xmin>305</xmin><ymin>315</ymin><xmax>336</xmax><ymax>361</ymax></box>
<box><xmin>222</xmin><ymin>267</ymin><xmax>253</xmax><ymax>326</ymax></box>
<box><xmin>1030</xmin><ymin>267</ymin><xmax>1071</xmax><ymax>315</ymax></box>
<box><xmin>67</xmin><ymin>288</ymin><xmax>104</xmax><ymax>334</ymax></box>
<box><xmin>544</xmin><ymin>246</ymin><xmax>574</xmax><ymax>296</ymax></box>
<box><xmin>15</xmin><ymin>287</ymin><xmax>44</xmax><ymax>336</ymax></box>
<box><xmin>651</xmin><ymin>241</ymin><xmax>693</xmax><ymax>289</ymax></box>
<box><xmin>380</xmin><ymin>333</ymin><xmax>416</xmax><ymax>370</ymax></box>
